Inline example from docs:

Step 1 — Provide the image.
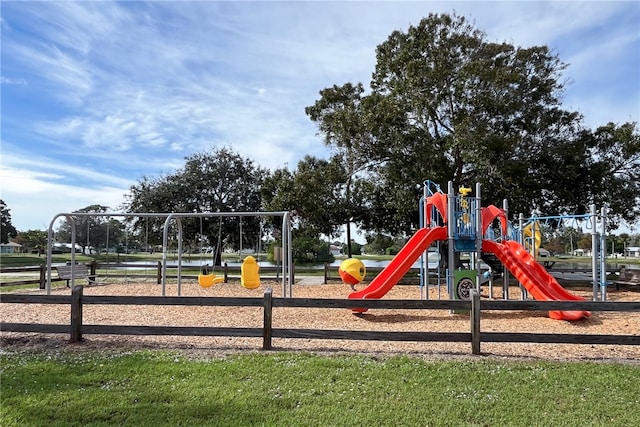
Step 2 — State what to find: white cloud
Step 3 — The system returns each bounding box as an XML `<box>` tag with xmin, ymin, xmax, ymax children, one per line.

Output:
<box><xmin>1</xmin><ymin>163</ymin><xmax>128</xmax><ymax>231</ymax></box>
<box><xmin>6</xmin><ymin>41</ymin><xmax>94</xmax><ymax>105</ymax></box>
<box><xmin>1</xmin><ymin>150</ymin><xmax>131</xmax><ymax>189</ymax></box>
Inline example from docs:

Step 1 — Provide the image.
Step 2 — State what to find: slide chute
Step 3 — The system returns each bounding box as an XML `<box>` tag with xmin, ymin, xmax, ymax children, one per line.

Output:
<box><xmin>348</xmin><ymin>226</ymin><xmax>447</xmax><ymax>312</ymax></box>
<box><xmin>482</xmin><ymin>239</ymin><xmax>590</xmax><ymax>321</ymax></box>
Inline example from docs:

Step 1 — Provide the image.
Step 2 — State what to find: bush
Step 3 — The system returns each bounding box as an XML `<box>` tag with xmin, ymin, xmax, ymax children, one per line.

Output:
<box><xmin>292</xmin><ymin>236</ymin><xmax>335</xmax><ymax>264</ymax></box>
<box><xmin>385</xmin><ymin>245</ymin><xmax>401</xmax><ymax>256</ymax></box>
<box><xmin>266</xmin><ymin>237</ymin><xmax>336</xmax><ymax>264</ymax></box>
<box><xmin>350</xmin><ymin>242</ymin><xmax>362</xmax><ymax>256</ymax></box>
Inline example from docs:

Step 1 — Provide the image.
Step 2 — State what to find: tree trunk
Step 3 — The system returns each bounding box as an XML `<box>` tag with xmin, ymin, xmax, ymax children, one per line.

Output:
<box><xmin>346</xmin><ymin>221</ymin><xmax>352</xmax><ymax>258</ymax></box>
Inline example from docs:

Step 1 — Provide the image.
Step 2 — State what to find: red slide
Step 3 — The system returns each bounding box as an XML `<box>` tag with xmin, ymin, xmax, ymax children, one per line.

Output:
<box><xmin>482</xmin><ymin>240</ymin><xmax>590</xmax><ymax>321</ymax></box>
<box><xmin>348</xmin><ymin>226</ymin><xmax>447</xmax><ymax>311</ymax></box>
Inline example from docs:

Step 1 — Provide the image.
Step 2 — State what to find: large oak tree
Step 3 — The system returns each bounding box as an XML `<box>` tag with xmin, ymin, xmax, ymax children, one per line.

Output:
<box><xmin>124</xmin><ymin>147</ymin><xmax>269</xmax><ymax>259</ymax></box>
<box><xmin>307</xmin><ymin>12</ymin><xmax>639</xmax><ymax>234</ymax></box>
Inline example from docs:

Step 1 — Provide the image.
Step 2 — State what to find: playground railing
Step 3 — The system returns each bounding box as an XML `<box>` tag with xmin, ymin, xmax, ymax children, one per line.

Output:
<box><xmin>2</xmin><ymin>287</ymin><xmax>639</xmax><ymax>355</ymax></box>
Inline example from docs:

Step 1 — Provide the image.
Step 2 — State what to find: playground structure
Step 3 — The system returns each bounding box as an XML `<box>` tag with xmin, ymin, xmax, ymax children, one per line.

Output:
<box><xmin>347</xmin><ymin>181</ymin><xmax>609</xmax><ymax>321</ymax></box>
<box><xmin>44</xmin><ymin>211</ymin><xmax>294</xmax><ymax>296</ymax></box>
<box><xmin>516</xmin><ymin>207</ymin><xmax>608</xmax><ymax>301</ymax></box>
<box><xmin>45</xmin><ymin>212</ymin><xmax>172</xmax><ymax>294</ymax></box>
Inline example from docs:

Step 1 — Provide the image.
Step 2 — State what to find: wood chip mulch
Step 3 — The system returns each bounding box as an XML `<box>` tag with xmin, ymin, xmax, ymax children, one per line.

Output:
<box><xmin>2</xmin><ymin>280</ymin><xmax>639</xmax><ymax>363</ymax></box>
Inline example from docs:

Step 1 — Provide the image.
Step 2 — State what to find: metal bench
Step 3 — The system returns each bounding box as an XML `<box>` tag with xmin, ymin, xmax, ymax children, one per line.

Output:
<box><xmin>56</xmin><ymin>264</ymin><xmax>90</xmax><ymax>287</ymax></box>
<box><xmin>613</xmin><ymin>268</ymin><xmax>640</xmax><ymax>290</ymax></box>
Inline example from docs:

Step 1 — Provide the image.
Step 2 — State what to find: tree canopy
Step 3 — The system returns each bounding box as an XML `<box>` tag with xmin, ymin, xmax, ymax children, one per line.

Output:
<box><xmin>124</xmin><ymin>147</ymin><xmax>269</xmax><ymax>257</ymax></box>
<box><xmin>1</xmin><ymin>200</ymin><xmax>18</xmax><ymax>244</ymax></box>
<box><xmin>55</xmin><ymin>205</ymin><xmax>121</xmax><ymax>254</ymax></box>
<box><xmin>305</xmin><ymin>12</ymin><xmax>639</xmax><ymax>234</ymax></box>
<box><xmin>14</xmin><ymin>229</ymin><xmax>47</xmax><ymax>253</ymax></box>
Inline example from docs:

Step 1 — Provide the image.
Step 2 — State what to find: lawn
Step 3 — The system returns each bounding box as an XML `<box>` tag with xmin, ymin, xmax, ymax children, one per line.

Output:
<box><xmin>1</xmin><ymin>350</ymin><xmax>639</xmax><ymax>426</ymax></box>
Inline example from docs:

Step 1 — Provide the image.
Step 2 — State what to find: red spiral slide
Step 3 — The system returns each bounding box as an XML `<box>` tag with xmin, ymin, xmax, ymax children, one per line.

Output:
<box><xmin>482</xmin><ymin>239</ymin><xmax>590</xmax><ymax>321</ymax></box>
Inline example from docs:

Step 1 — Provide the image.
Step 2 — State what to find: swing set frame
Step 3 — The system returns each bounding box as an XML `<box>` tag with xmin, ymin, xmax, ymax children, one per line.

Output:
<box><xmin>45</xmin><ymin>211</ymin><xmax>293</xmax><ymax>296</ymax></box>
<box><xmin>45</xmin><ymin>212</ymin><xmax>173</xmax><ymax>294</ymax></box>
<box><xmin>161</xmin><ymin>211</ymin><xmax>292</xmax><ymax>296</ymax></box>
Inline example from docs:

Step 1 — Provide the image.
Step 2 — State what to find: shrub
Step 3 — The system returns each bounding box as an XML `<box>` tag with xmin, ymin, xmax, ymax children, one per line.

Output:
<box><xmin>292</xmin><ymin>236</ymin><xmax>335</xmax><ymax>264</ymax></box>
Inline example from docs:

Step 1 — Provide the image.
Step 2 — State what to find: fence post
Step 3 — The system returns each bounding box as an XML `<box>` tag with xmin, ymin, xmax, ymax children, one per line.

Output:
<box><xmin>470</xmin><ymin>289</ymin><xmax>480</xmax><ymax>355</ymax></box>
<box><xmin>324</xmin><ymin>263</ymin><xmax>328</xmax><ymax>284</ymax></box>
<box><xmin>39</xmin><ymin>264</ymin><xmax>46</xmax><ymax>289</ymax></box>
<box><xmin>157</xmin><ymin>261</ymin><xmax>162</xmax><ymax>285</ymax></box>
<box><xmin>223</xmin><ymin>262</ymin><xmax>228</xmax><ymax>283</ymax></box>
<box><xmin>89</xmin><ymin>260</ymin><xmax>97</xmax><ymax>282</ymax></box>
<box><xmin>263</xmin><ymin>288</ymin><xmax>273</xmax><ymax>350</ymax></box>
<box><xmin>70</xmin><ymin>285</ymin><xmax>84</xmax><ymax>343</ymax></box>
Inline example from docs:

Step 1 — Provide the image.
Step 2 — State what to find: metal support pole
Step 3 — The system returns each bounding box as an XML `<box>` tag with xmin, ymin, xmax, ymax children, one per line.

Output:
<box><xmin>161</xmin><ymin>214</ymin><xmax>172</xmax><ymax>296</ymax></box>
<box><xmin>502</xmin><ymin>199</ymin><xmax>510</xmax><ymax>300</ymax></box>
<box><xmin>518</xmin><ymin>213</ymin><xmax>526</xmax><ymax>300</ymax></box>
<box><xmin>447</xmin><ymin>181</ymin><xmax>455</xmax><ymax>298</ymax></box>
<box><xmin>46</xmin><ymin>215</ymin><xmax>61</xmax><ymax>295</ymax></box>
<box><xmin>475</xmin><ymin>183</ymin><xmax>482</xmax><ymax>294</ymax></box>
<box><xmin>600</xmin><ymin>207</ymin><xmax>607</xmax><ymax>301</ymax></box>
<box><xmin>419</xmin><ymin>193</ymin><xmax>427</xmax><ymax>300</ymax></box>
<box><xmin>70</xmin><ymin>217</ymin><xmax>77</xmax><ymax>289</ymax></box>
<box><xmin>591</xmin><ymin>204</ymin><xmax>598</xmax><ymax>300</ymax></box>
<box><xmin>282</xmin><ymin>213</ymin><xmax>288</xmax><ymax>297</ymax></box>
<box><xmin>287</xmin><ymin>213</ymin><xmax>293</xmax><ymax>297</ymax></box>
<box><xmin>177</xmin><ymin>218</ymin><xmax>183</xmax><ymax>296</ymax></box>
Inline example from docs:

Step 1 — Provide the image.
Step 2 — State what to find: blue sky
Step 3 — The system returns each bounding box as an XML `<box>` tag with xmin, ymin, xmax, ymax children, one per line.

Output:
<box><xmin>1</xmin><ymin>1</ymin><xmax>639</xmax><ymax>232</ymax></box>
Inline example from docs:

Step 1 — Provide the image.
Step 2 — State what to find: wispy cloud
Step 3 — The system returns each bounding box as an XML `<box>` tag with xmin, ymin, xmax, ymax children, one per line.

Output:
<box><xmin>2</xmin><ymin>150</ymin><xmax>132</xmax><ymax>188</ymax></box>
<box><xmin>1</xmin><ymin>154</ymin><xmax>130</xmax><ymax>230</ymax></box>
<box><xmin>0</xmin><ymin>76</ymin><xmax>28</xmax><ymax>86</ymax></box>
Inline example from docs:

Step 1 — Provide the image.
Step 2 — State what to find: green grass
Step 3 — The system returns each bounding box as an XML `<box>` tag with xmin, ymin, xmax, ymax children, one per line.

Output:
<box><xmin>551</xmin><ymin>255</ymin><xmax>640</xmax><ymax>265</ymax></box>
<box><xmin>1</xmin><ymin>351</ymin><xmax>639</xmax><ymax>426</ymax></box>
<box><xmin>0</xmin><ymin>252</ymin><xmax>208</xmax><ymax>267</ymax></box>
<box><xmin>0</xmin><ymin>283</ymin><xmax>43</xmax><ymax>292</ymax></box>
<box><xmin>0</xmin><ymin>254</ymin><xmax>81</xmax><ymax>267</ymax></box>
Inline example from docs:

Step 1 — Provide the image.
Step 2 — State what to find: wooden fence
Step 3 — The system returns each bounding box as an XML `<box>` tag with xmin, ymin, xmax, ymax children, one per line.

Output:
<box><xmin>2</xmin><ymin>263</ymin><xmax>626</xmax><ymax>288</ymax></box>
<box><xmin>2</xmin><ymin>287</ymin><xmax>639</xmax><ymax>355</ymax></box>
<box><xmin>323</xmin><ymin>264</ymin><xmax>432</xmax><ymax>285</ymax></box>
<box><xmin>322</xmin><ymin>264</ymin><xmax>625</xmax><ymax>285</ymax></box>
<box><xmin>0</xmin><ymin>262</ymin><xmax>292</xmax><ymax>289</ymax></box>
<box><xmin>0</xmin><ymin>266</ymin><xmax>49</xmax><ymax>287</ymax></box>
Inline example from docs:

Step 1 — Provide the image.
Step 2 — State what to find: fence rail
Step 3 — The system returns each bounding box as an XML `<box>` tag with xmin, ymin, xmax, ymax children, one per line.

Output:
<box><xmin>322</xmin><ymin>264</ymin><xmax>625</xmax><ymax>285</ymax></box>
<box><xmin>2</xmin><ymin>263</ymin><xmax>628</xmax><ymax>288</ymax></box>
<box><xmin>0</xmin><ymin>262</ymin><xmax>293</xmax><ymax>289</ymax></box>
<box><xmin>2</xmin><ymin>287</ymin><xmax>639</xmax><ymax>354</ymax></box>
<box><xmin>323</xmin><ymin>264</ymin><xmax>425</xmax><ymax>284</ymax></box>
<box><xmin>0</xmin><ymin>266</ymin><xmax>48</xmax><ymax>287</ymax></box>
